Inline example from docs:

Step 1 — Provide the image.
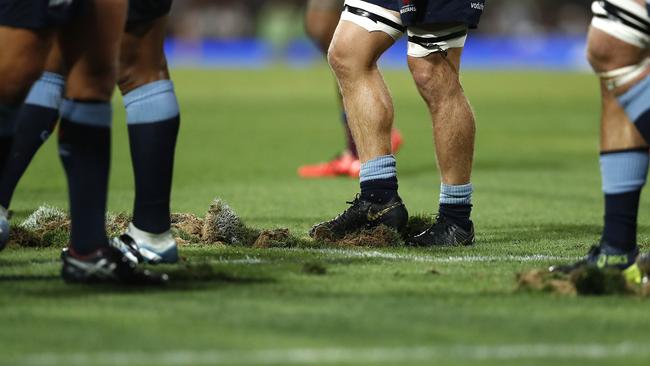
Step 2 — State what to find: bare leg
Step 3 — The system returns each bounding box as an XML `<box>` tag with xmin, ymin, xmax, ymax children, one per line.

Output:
<box><xmin>583</xmin><ymin>0</ymin><xmax>650</xmax><ymax>257</ymax></box>
<box><xmin>328</xmin><ymin>20</ymin><xmax>396</xmax><ymax>163</ymax></box>
<box><xmin>57</xmin><ymin>0</ymin><xmax>128</xmax><ymax>255</ymax></box>
<box><xmin>408</xmin><ymin>48</ymin><xmax>475</xmax><ymax>185</ymax></box>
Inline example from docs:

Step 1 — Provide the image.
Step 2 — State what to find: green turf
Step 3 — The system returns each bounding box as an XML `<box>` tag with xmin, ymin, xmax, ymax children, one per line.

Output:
<box><xmin>1</xmin><ymin>68</ymin><xmax>649</xmax><ymax>366</ymax></box>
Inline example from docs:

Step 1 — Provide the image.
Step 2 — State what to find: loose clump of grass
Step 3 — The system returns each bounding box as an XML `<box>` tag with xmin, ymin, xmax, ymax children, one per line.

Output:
<box><xmin>404</xmin><ymin>214</ymin><xmax>436</xmax><ymax>239</ymax></box>
<box><xmin>569</xmin><ymin>266</ymin><xmax>632</xmax><ymax>296</ymax></box>
<box><xmin>253</xmin><ymin>228</ymin><xmax>290</xmax><ymax>248</ymax></box>
<box><xmin>517</xmin><ymin>264</ymin><xmax>650</xmax><ymax>297</ymax></box>
<box><xmin>12</xmin><ymin>205</ymin><xmax>70</xmax><ymax>248</ymax></box>
<box><xmin>11</xmin><ymin>200</ymin><xmax>436</xmax><ymax>249</ymax></box>
<box><xmin>516</xmin><ymin>269</ymin><xmax>576</xmax><ymax>296</ymax></box>
<box><xmin>202</xmin><ymin>199</ymin><xmax>247</xmax><ymax>244</ymax></box>
<box><xmin>336</xmin><ymin>225</ymin><xmax>404</xmax><ymax>248</ymax></box>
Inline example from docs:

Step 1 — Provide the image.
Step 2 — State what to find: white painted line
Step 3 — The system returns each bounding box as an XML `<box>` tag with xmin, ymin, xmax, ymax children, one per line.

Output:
<box><xmin>303</xmin><ymin>248</ymin><xmax>576</xmax><ymax>263</ymax></box>
<box><xmin>19</xmin><ymin>343</ymin><xmax>649</xmax><ymax>366</ymax></box>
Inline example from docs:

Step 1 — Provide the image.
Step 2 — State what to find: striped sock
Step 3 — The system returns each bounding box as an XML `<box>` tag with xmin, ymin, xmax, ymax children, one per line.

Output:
<box><xmin>360</xmin><ymin>155</ymin><xmax>398</xmax><ymax>204</ymax></box>
<box><xmin>439</xmin><ymin>183</ymin><xmax>473</xmax><ymax>230</ymax></box>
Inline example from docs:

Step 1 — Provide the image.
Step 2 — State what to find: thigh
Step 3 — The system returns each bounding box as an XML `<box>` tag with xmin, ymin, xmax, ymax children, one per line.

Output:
<box><xmin>59</xmin><ymin>0</ymin><xmax>128</xmax><ymax>100</ymax></box>
<box><xmin>0</xmin><ymin>26</ymin><xmax>52</xmax><ymax>103</ymax></box>
<box><xmin>306</xmin><ymin>0</ymin><xmax>344</xmax><ymax>12</ymax></box>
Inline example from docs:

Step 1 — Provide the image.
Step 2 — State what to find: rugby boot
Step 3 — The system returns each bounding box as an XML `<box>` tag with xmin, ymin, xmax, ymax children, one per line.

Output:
<box><xmin>61</xmin><ymin>245</ymin><xmax>168</xmax><ymax>285</ymax></box>
<box><xmin>549</xmin><ymin>242</ymin><xmax>642</xmax><ymax>284</ymax></box>
<box><xmin>408</xmin><ymin>215</ymin><xmax>475</xmax><ymax>247</ymax></box>
<box><xmin>310</xmin><ymin>194</ymin><xmax>408</xmax><ymax>240</ymax></box>
<box><xmin>0</xmin><ymin>205</ymin><xmax>8</xmax><ymax>251</ymax></box>
<box><xmin>298</xmin><ymin>152</ymin><xmax>359</xmax><ymax>178</ymax></box>
<box><xmin>112</xmin><ymin>223</ymin><xmax>178</xmax><ymax>264</ymax></box>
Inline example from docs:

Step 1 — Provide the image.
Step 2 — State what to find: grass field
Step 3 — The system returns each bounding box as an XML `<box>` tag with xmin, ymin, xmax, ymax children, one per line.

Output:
<box><xmin>1</xmin><ymin>67</ymin><xmax>650</xmax><ymax>366</ymax></box>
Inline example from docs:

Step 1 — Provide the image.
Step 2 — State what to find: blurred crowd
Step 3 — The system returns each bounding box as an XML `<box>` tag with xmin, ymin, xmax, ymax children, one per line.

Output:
<box><xmin>168</xmin><ymin>0</ymin><xmax>593</xmax><ymax>40</ymax></box>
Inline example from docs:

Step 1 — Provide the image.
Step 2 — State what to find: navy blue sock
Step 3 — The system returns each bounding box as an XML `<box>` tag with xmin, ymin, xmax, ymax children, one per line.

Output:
<box><xmin>59</xmin><ymin>100</ymin><xmax>112</xmax><ymax>255</ymax></box>
<box><xmin>0</xmin><ymin>136</ymin><xmax>11</xmax><ymax>175</ymax></box>
<box><xmin>603</xmin><ymin>191</ymin><xmax>641</xmax><ymax>252</ymax></box>
<box><xmin>438</xmin><ymin>183</ymin><xmax>473</xmax><ymax>230</ymax></box>
<box><xmin>0</xmin><ymin>105</ymin><xmax>18</xmax><ymax>175</ymax></box>
<box><xmin>600</xmin><ymin>149</ymin><xmax>648</xmax><ymax>253</ymax></box>
<box><xmin>0</xmin><ymin>72</ymin><xmax>64</xmax><ymax>208</ymax></box>
<box><xmin>342</xmin><ymin>113</ymin><xmax>358</xmax><ymax>158</ymax></box>
<box><xmin>123</xmin><ymin>80</ymin><xmax>180</xmax><ymax>234</ymax></box>
<box><xmin>359</xmin><ymin>155</ymin><xmax>399</xmax><ymax>204</ymax></box>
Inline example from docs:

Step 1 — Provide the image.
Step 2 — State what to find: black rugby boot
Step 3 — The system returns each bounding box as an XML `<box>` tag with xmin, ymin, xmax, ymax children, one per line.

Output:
<box><xmin>61</xmin><ymin>246</ymin><xmax>168</xmax><ymax>285</ymax></box>
<box><xmin>310</xmin><ymin>195</ymin><xmax>408</xmax><ymax>240</ymax></box>
<box><xmin>408</xmin><ymin>215</ymin><xmax>475</xmax><ymax>247</ymax></box>
<box><xmin>549</xmin><ymin>242</ymin><xmax>642</xmax><ymax>284</ymax></box>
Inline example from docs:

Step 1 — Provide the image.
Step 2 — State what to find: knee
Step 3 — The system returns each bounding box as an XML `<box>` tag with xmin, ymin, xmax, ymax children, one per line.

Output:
<box><xmin>117</xmin><ymin>45</ymin><xmax>168</xmax><ymax>94</ymax></box>
<box><xmin>587</xmin><ymin>40</ymin><xmax>617</xmax><ymax>72</ymax></box>
<box><xmin>118</xmin><ymin>62</ymin><xmax>167</xmax><ymax>94</ymax></box>
<box><xmin>68</xmin><ymin>62</ymin><xmax>117</xmax><ymax>101</ymax></box>
<box><xmin>0</xmin><ymin>60</ymin><xmax>44</xmax><ymax>105</ymax></box>
<box><xmin>328</xmin><ymin>41</ymin><xmax>371</xmax><ymax>81</ymax></box>
<box><xmin>409</xmin><ymin>57</ymin><xmax>460</xmax><ymax>101</ymax></box>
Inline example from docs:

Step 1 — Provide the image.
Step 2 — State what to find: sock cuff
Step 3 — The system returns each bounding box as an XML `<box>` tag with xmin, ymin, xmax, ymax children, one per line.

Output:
<box><xmin>123</xmin><ymin>80</ymin><xmax>179</xmax><ymax>125</ymax></box>
<box><xmin>60</xmin><ymin>99</ymin><xmax>112</xmax><ymax>128</ymax></box>
<box><xmin>25</xmin><ymin>72</ymin><xmax>65</xmax><ymax>109</ymax></box>
<box><xmin>0</xmin><ymin>104</ymin><xmax>18</xmax><ymax>136</ymax></box>
<box><xmin>600</xmin><ymin>150</ymin><xmax>649</xmax><ymax>194</ymax></box>
<box><xmin>440</xmin><ymin>183</ymin><xmax>473</xmax><ymax>205</ymax></box>
<box><xmin>618</xmin><ymin>75</ymin><xmax>650</xmax><ymax>122</ymax></box>
<box><xmin>360</xmin><ymin>155</ymin><xmax>397</xmax><ymax>183</ymax></box>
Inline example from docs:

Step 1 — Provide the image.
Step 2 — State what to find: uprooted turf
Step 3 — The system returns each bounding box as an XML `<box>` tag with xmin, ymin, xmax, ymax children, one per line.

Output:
<box><xmin>2</xmin><ymin>69</ymin><xmax>650</xmax><ymax>366</ymax></box>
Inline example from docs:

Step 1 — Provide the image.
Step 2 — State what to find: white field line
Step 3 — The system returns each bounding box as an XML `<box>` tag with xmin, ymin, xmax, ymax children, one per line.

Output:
<box><xmin>214</xmin><ymin>249</ymin><xmax>576</xmax><ymax>265</ymax></box>
<box><xmin>19</xmin><ymin>343</ymin><xmax>649</xmax><ymax>366</ymax></box>
<box><xmin>300</xmin><ymin>248</ymin><xmax>577</xmax><ymax>264</ymax></box>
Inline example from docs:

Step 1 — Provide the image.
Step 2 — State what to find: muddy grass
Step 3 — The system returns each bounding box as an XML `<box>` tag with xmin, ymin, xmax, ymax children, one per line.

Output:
<box><xmin>517</xmin><ymin>265</ymin><xmax>649</xmax><ymax>297</ymax></box>
<box><xmin>9</xmin><ymin>199</ymin><xmax>432</xmax><ymax>249</ymax></box>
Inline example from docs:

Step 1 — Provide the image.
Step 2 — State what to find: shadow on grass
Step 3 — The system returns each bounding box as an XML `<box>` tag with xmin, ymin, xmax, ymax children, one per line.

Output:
<box><xmin>0</xmin><ymin>274</ymin><xmax>59</xmax><ymax>282</ymax></box>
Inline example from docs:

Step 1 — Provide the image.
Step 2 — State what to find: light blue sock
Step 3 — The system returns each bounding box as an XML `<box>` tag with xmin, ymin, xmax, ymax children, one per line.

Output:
<box><xmin>360</xmin><ymin>155</ymin><xmax>397</xmax><ymax>183</ymax></box>
<box><xmin>123</xmin><ymin>80</ymin><xmax>179</xmax><ymax>124</ymax></box>
<box><xmin>25</xmin><ymin>72</ymin><xmax>65</xmax><ymax>109</ymax></box>
<box><xmin>439</xmin><ymin>183</ymin><xmax>473</xmax><ymax>206</ymax></box>
<box><xmin>600</xmin><ymin>150</ymin><xmax>649</xmax><ymax>194</ymax></box>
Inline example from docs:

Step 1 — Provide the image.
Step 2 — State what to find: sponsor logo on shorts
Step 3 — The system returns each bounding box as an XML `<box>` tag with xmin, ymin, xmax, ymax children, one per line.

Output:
<box><xmin>470</xmin><ymin>2</ymin><xmax>484</xmax><ymax>11</ymax></box>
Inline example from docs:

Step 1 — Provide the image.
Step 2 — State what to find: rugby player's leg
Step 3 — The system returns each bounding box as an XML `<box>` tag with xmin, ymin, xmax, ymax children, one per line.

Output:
<box><xmin>115</xmin><ymin>15</ymin><xmax>179</xmax><ymax>264</ymax></box>
<box><xmin>584</xmin><ymin>0</ymin><xmax>650</xmax><ymax>271</ymax></box>
<box><xmin>57</xmin><ymin>0</ymin><xmax>127</xmax><ymax>257</ymax></box>
<box><xmin>0</xmin><ymin>26</ymin><xmax>53</xmax><ymax>248</ymax></box>
<box><xmin>0</xmin><ymin>46</ymin><xmax>65</xmax><ymax>210</ymax></box>
<box><xmin>310</xmin><ymin>1</ymin><xmax>408</xmax><ymax>239</ymax></box>
<box><xmin>551</xmin><ymin>0</ymin><xmax>650</xmax><ymax>281</ymax></box>
<box><xmin>0</xmin><ymin>27</ymin><xmax>52</xmax><ymax>174</ymax></box>
<box><xmin>300</xmin><ymin>0</ymin><xmax>361</xmax><ymax>178</ymax></box>
<box><xmin>406</xmin><ymin>24</ymin><xmax>476</xmax><ymax>247</ymax></box>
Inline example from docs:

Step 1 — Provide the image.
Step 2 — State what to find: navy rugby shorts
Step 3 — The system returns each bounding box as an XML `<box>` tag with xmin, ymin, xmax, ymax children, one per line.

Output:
<box><xmin>127</xmin><ymin>0</ymin><xmax>172</xmax><ymax>25</ymax></box>
<box><xmin>0</xmin><ymin>0</ymin><xmax>80</xmax><ymax>29</ymax></box>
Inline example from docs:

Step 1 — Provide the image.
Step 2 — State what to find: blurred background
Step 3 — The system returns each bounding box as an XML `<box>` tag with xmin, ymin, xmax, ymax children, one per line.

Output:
<box><xmin>164</xmin><ymin>0</ymin><xmax>593</xmax><ymax>69</ymax></box>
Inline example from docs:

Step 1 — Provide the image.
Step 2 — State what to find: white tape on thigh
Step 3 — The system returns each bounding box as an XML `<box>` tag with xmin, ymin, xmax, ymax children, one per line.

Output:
<box><xmin>341</xmin><ymin>0</ymin><xmax>405</xmax><ymax>39</ymax></box>
<box><xmin>591</xmin><ymin>0</ymin><xmax>650</xmax><ymax>48</ymax></box>
<box><xmin>407</xmin><ymin>25</ymin><xmax>469</xmax><ymax>58</ymax></box>
<box><xmin>599</xmin><ymin>58</ymin><xmax>650</xmax><ymax>90</ymax></box>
